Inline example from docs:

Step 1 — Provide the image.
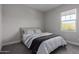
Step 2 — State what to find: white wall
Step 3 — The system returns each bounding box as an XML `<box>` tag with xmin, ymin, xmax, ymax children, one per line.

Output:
<box><xmin>0</xmin><ymin>5</ymin><xmax>2</xmax><ymax>50</ymax></box>
<box><xmin>2</xmin><ymin>5</ymin><xmax>44</xmax><ymax>45</ymax></box>
<box><xmin>45</xmin><ymin>4</ymin><xmax>79</xmax><ymax>44</ymax></box>
<box><xmin>3</xmin><ymin>4</ymin><xmax>79</xmax><ymax>46</ymax></box>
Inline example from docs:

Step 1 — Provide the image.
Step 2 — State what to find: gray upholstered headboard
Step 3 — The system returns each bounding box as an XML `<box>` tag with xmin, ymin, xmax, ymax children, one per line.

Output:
<box><xmin>20</xmin><ymin>27</ymin><xmax>41</xmax><ymax>34</ymax></box>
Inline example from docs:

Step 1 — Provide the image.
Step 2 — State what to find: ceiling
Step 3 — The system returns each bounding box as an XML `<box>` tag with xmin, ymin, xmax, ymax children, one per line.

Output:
<box><xmin>26</xmin><ymin>4</ymin><xmax>61</xmax><ymax>12</ymax></box>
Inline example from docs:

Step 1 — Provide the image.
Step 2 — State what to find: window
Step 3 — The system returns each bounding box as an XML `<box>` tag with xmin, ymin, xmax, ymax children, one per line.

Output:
<box><xmin>61</xmin><ymin>9</ymin><xmax>76</xmax><ymax>32</ymax></box>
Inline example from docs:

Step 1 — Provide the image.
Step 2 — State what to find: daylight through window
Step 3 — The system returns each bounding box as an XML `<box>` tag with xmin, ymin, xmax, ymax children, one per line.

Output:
<box><xmin>61</xmin><ymin>9</ymin><xmax>76</xmax><ymax>31</ymax></box>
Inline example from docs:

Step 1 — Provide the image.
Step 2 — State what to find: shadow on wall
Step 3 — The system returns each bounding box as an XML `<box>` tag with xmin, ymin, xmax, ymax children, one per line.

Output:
<box><xmin>2</xmin><ymin>30</ymin><xmax>21</xmax><ymax>46</ymax></box>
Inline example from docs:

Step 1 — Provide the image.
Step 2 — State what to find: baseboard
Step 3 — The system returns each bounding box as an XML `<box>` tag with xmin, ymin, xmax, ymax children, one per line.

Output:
<box><xmin>67</xmin><ymin>40</ymin><xmax>79</xmax><ymax>46</ymax></box>
<box><xmin>2</xmin><ymin>39</ymin><xmax>79</xmax><ymax>47</ymax></box>
<box><xmin>2</xmin><ymin>40</ymin><xmax>21</xmax><ymax>46</ymax></box>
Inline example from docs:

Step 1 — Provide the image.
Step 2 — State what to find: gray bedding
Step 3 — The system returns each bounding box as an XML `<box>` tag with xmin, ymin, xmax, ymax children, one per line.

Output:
<box><xmin>22</xmin><ymin>32</ymin><xmax>67</xmax><ymax>54</ymax></box>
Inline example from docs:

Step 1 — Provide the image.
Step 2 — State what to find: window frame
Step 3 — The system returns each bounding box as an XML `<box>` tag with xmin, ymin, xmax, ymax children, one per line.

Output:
<box><xmin>61</xmin><ymin>9</ymin><xmax>77</xmax><ymax>32</ymax></box>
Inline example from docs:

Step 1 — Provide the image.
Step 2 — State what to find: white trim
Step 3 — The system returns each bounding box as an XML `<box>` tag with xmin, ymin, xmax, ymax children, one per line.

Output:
<box><xmin>2</xmin><ymin>40</ymin><xmax>21</xmax><ymax>46</ymax></box>
<box><xmin>2</xmin><ymin>39</ymin><xmax>79</xmax><ymax>47</ymax></box>
<box><xmin>67</xmin><ymin>40</ymin><xmax>79</xmax><ymax>46</ymax></box>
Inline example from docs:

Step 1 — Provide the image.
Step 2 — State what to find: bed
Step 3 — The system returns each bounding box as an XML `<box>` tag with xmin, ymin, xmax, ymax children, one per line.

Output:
<box><xmin>20</xmin><ymin>27</ymin><xmax>67</xmax><ymax>54</ymax></box>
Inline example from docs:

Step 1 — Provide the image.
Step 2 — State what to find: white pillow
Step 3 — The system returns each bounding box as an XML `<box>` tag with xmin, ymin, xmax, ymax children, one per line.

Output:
<box><xmin>35</xmin><ymin>29</ymin><xmax>42</xmax><ymax>33</ymax></box>
<box><xmin>25</xmin><ymin>29</ymin><xmax>34</xmax><ymax>34</ymax></box>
